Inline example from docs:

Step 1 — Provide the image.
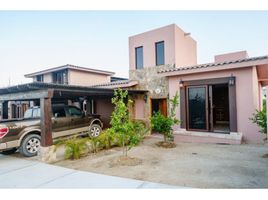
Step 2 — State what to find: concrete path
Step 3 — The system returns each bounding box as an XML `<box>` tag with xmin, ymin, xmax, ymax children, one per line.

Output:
<box><xmin>0</xmin><ymin>155</ymin><xmax>179</xmax><ymax>188</ymax></box>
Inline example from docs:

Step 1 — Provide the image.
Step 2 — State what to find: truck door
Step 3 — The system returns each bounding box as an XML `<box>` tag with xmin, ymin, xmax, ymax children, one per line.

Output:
<box><xmin>52</xmin><ymin>106</ymin><xmax>71</xmax><ymax>138</ymax></box>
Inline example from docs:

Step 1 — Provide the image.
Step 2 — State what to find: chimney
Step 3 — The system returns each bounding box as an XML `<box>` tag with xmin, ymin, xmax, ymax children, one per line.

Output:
<box><xmin>214</xmin><ymin>51</ymin><xmax>249</xmax><ymax>63</ymax></box>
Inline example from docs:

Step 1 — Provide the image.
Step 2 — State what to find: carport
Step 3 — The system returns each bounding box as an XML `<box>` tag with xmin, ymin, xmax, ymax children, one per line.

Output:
<box><xmin>0</xmin><ymin>82</ymin><xmax>147</xmax><ymax>161</ymax></box>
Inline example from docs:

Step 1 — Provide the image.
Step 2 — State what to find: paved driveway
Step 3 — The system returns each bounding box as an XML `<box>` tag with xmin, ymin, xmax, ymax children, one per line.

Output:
<box><xmin>0</xmin><ymin>155</ymin><xmax>179</xmax><ymax>188</ymax></box>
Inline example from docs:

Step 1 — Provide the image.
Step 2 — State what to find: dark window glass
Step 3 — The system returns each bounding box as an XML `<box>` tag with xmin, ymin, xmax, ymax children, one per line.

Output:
<box><xmin>36</xmin><ymin>75</ymin><xmax>43</xmax><ymax>82</ymax></box>
<box><xmin>188</xmin><ymin>87</ymin><xmax>207</xmax><ymax>130</ymax></box>
<box><xmin>52</xmin><ymin>70</ymin><xmax>68</xmax><ymax>84</ymax></box>
<box><xmin>155</xmin><ymin>41</ymin><xmax>165</xmax><ymax>65</ymax></box>
<box><xmin>68</xmin><ymin>107</ymin><xmax>82</xmax><ymax>117</ymax></box>
<box><xmin>135</xmin><ymin>46</ymin><xmax>143</xmax><ymax>69</ymax></box>
<box><xmin>52</xmin><ymin>107</ymin><xmax>66</xmax><ymax>118</ymax></box>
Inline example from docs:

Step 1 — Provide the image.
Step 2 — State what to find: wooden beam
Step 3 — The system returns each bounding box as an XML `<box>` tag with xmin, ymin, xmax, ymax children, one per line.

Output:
<box><xmin>229</xmin><ymin>81</ymin><xmax>237</xmax><ymax>132</ymax></box>
<box><xmin>0</xmin><ymin>89</ymin><xmax>53</xmax><ymax>101</ymax></box>
<box><xmin>180</xmin><ymin>87</ymin><xmax>186</xmax><ymax>128</ymax></box>
<box><xmin>40</xmin><ymin>97</ymin><xmax>53</xmax><ymax>147</ymax></box>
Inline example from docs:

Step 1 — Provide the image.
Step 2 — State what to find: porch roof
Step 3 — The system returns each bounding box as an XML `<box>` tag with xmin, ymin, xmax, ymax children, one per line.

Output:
<box><xmin>0</xmin><ymin>82</ymin><xmax>147</xmax><ymax>101</ymax></box>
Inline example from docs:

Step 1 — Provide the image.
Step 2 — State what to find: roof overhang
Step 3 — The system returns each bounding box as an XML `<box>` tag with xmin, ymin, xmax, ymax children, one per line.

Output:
<box><xmin>0</xmin><ymin>82</ymin><xmax>147</xmax><ymax>101</ymax></box>
<box><xmin>93</xmin><ymin>80</ymin><xmax>138</xmax><ymax>89</ymax></box>
<box><xmin>158</xmin><ymin>56</ymin><xmax>268</xmax><ymax>77</ymax></box>
<box><xmin>24</xmin><ymin>64</ymin><xmax>115</xmax><ymax>78</ymax></box>
<box><xmin>257</xmin><ymin>64</ymin><xmax>268</xmax><ymax>86</ymax></box>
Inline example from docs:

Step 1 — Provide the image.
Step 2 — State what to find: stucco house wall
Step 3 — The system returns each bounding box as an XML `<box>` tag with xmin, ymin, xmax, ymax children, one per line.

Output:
<box><xmin>174</xmin><ymin>25</ymin><xmax>197</xmax><ymax>67</ymax></box>
<box><xmin>68</xmin><ymin>69</ymin><xmax>111</xmax><ymax>87</ymax></box>
<box><xmin>129</xmin><ymin>24</ymin><xmax>197</xmax><ymax>70</ymax></box>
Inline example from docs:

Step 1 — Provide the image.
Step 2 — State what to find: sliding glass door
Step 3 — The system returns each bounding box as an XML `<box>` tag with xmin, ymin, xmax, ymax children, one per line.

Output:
<box><xmin>187</xmin><ymin>86</ymin><xmax>208</xmax><ymax>131</ymax></box>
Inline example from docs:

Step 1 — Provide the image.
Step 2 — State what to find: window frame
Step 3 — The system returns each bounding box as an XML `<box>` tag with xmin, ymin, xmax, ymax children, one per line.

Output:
<box><xmin>135</xmin><ymin>46</ymin><xmax>143</xmax><ymax>69</ymax></box>
<box><xmin>155</xmin><ymin>41</ymin><xmax>165</xmax><ymax>66</ymax></box>
<box><xmin>36</xmin><ymin>75</ymin><xmax>44</xmax><ymax>82</ymax></box>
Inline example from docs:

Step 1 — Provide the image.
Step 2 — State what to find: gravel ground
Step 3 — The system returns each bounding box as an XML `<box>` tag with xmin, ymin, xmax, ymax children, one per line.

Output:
<box><xmin>52</xmin><ymin>135</ymin><xmax>268</xmax><ymax>188</ymax></box>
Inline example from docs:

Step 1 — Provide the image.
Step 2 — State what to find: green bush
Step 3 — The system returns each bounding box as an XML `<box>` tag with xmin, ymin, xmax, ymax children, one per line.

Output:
<box><xmin>151</xmin><ymin>111</ymin><xmax>174</xmax><ymax>142</ymax></box>
<box><xmin>64</xmin><ymin>137</ymin><xmax>88</xmax><ymax>160</ymax></box>
<box><xmin>97</xmin><ymin>128</ymin><xmax>117</xmax><ymax>149</ymax></box>
<box><xmin>151</xmin><ymin>92</ymin><xmax>180</xmax><ymax>142</ymax></box>
<box><xmin>250</xmin><ymin>99</ymin><xmax>267</xmax><ymax>137</ymax></box>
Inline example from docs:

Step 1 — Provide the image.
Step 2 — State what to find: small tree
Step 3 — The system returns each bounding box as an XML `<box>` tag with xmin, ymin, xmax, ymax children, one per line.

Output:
<box><xmin>110</xmin><ymin>89</ymin><xmax>143</xmax><ymax>157</ymax></box>
<box><xmin>151</xmin><ymin>92</ymin><xmax>180</xmax><ymax>142</ymax></box>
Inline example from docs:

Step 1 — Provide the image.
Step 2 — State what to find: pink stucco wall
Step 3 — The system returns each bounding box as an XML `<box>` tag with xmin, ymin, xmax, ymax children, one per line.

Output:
<box><xmin>214</xmin><ymin>51</ymin><xmax>249</xmax><ymax>63</ymax></box>
<box><xmin>129</xmin><ymin>24</ymin><xmax>197</xmax><ymax>70</ymax></box>
<box><xmin>168</xmin><ymin>66</ymin><xmax>264</xmax><ymax>144</ymax></box>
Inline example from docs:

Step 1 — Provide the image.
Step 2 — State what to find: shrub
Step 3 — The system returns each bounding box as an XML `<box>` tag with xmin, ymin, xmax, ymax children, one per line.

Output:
<box><xmin>151</xmin><ymin>92</ymin><xmax>180</xmax><ymax>142</ymax></box>
<box><xmin>151</xmin><ymin>111</ymin><xmax>174</xmax><ymax>142</ymax></box>
<box><xmin>97</xmin><ymin>128</ymin><xmax>117</xmax><ymax>149</ymax></box>
<box><xmin>250</xmin><ymin>99</ymin><xmax>267</xmax><ymax>139</ymax></box>
<box><xmin>64</xmin><ymin>137</ymin><xmax>88</xmax><ymax>160</ymax></box>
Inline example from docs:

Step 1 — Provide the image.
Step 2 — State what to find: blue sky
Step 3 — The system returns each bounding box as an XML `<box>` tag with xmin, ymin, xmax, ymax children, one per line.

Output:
<box><xmin>0</xmin><ymin>11</ymin><xmax>268</xmax><ymax>87</ymax></box>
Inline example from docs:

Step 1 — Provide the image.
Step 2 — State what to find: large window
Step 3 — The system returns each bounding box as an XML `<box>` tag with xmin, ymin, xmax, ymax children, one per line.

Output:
<box><xmin>155</xmin><ymin>41</ymin><xmax>165</xmax><ymax>66</ymax></box>
<box><xmin>52</xmin><ymin>70</ymin><xmax>68</xmax><ymax>84</ymax></box>
<box><xmin>135</xmin><ymin>46</ymin><xmax>143</xmax><ymax>69</ymax></box>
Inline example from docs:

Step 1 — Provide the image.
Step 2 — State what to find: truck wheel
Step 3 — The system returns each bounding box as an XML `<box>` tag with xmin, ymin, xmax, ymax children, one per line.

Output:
<box><xmin>89</xmin><ymin>124</ymin><xmax>102</xmax><ymax>137</ymax></box>
<box><xmin>19</xmin><ymin>134</ymin><xmax>41</xmax><ymax>157</ymax></box>
<box><xmin>1</xmin><ymin>148</ymin><xmax>17</xmax><ymax>155</ymax></box>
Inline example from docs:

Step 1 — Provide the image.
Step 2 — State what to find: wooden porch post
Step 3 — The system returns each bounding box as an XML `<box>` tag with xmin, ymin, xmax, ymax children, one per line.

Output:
<box><xmin>40</xmin><ymin>97</ymin><xmax>52</xmax><ymax>147</ymax></box>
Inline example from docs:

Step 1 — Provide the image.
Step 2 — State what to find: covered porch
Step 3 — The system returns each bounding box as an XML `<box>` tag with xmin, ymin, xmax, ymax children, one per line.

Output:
<box><xmin>0</xmin><ymin>82</ymin><xmax>146</xmax><ymax>161</ymax></box>
<box><xmin>160</xmin><ymin>55</ymin><xmax>268</xmax><ymax>144</ymax></box>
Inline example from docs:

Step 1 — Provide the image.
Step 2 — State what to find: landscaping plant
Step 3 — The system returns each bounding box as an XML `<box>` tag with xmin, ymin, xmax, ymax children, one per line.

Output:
<box><xmin>110</xmin><ymin>89</ymin><xmax>145</xmax><ymax>157</ymax></box>
<box><xmin>151</xmin><ymin>92</ymin><xmax>180</xmax><ymax>143</ymax></box>
<box><xmin>250</xmin><ymin>99</ymin><xmax>267</xmax><ymax>141</ymax></box>
<box><xmin>64</xmin><ymin>137</ymin><xmax>88</xmax><ymax>160</ymax></box>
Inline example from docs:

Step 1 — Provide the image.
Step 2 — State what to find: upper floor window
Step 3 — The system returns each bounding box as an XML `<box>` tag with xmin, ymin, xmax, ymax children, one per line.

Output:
<box><xmin>36</xmin><ymin>75</ymin><xmax>43</xmax><ymax>82</ymax></box>
<box><xmin>155</xmin><ymin>41</ymin><xmax>165</xmax><ymax>66</ymax></box>
<box><xmin>135</xmin><ymin>46</ymin><xmax>143</xmax><ymax>69</ymax></box>
<box><xmin>52</xmin><ymin>70</ymin><xmax>68</xmax><ymax>84</ymax></box>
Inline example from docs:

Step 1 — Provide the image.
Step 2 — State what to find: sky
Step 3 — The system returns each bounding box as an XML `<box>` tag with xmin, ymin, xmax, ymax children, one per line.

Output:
<box><xmin>0</xmin><ymin>11</ymin><xmax>268</xmax><ymax>87</ymax></box>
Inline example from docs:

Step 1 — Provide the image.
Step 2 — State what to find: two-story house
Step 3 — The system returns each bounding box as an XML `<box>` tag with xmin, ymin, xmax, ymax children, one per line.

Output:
<box><xmin>126</xmin><ymin>24</ymin><xmax>268</xmax><ymax>144</ymax></box>
<box><xmin>2</xmin><ymin>64</ymin><xmax>117</xmax><ymax>120</ymax></box>
<box><xmin>24</xmin><ymin>64</ymin><xmax>115</xmax><ymax>86</ymax></box>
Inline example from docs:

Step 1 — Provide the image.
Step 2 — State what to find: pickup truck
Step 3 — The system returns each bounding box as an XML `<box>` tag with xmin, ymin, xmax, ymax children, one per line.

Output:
<box><xmin>0</xmin><ymin>104</ymin><xmax>103</xmax><ymax>157</ymax></box>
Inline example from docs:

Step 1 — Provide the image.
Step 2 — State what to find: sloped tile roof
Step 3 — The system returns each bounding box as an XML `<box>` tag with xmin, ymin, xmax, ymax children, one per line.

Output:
<box><xmin>158</xmin><ymin>55</ymin><xmax>268</xmax><ymax>74</ymax></box>
<box><xmin>92</xmin><ymin>80</ymin><xmax>139</xmax><ymax>89</ymax></box>
<box><xmin>25</xmin><ymin>64</ymin><xmax>115</xmax><ymax>77</ymax></box>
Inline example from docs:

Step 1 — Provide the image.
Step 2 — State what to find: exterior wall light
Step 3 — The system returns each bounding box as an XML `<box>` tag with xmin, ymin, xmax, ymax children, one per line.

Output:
<box><xmin>179</xmin><ymin>79</ymin><xmax>184</xmax><ymax>88</ymax></box>
<box><xmin>143</xmin><ymin>94</ymin><xmax>148</xmax><ymax>102</ymax></box>
<box><xmin>229</xmin><ymin>75</ymin><xmax>235</xmax><ymax>86</ymax></box>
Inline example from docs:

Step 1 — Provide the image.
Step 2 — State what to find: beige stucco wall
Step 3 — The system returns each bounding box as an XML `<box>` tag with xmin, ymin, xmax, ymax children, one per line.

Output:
<box><xmin>129</xmin><ymin>24</ymin><xmax>197</xmax><ymax>70</ymax></box>
<box><xmin>68</xmin><ymin>69</ymin><xmax>111</xmax><ymax>86</ymax></box>
<box><xmin>168</xmin><ymin>67</ymin><xmax>264</xmax><ymax>144</ymax></box>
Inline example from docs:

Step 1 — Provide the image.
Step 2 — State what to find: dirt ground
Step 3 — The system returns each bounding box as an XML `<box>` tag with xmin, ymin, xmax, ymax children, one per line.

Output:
<box><xmin>51</xmin><ymin>135</ymin><xmax>268</xmax><ymax>188</ymax></box>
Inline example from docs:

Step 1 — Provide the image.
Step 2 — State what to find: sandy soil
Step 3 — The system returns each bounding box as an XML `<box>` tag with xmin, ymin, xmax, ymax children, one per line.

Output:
<box><xmin>52</xmin><ymin>136</ymin><xmax>268</xmax><ymax>188</ymax></box>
